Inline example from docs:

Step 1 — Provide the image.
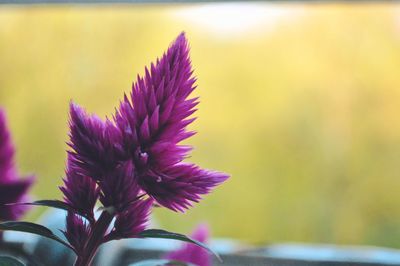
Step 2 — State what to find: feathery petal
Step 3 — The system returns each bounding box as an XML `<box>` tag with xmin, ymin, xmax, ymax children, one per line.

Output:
<box><xmin>164</xmin><ymin>224</ymin><xmax>211</xmax><ymax>266</ymax></box>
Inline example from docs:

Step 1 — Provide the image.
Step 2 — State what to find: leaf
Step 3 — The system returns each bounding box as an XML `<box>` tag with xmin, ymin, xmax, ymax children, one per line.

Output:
<box><xmin>0</xmin><ymin>221</ymin><xmax>74</xmax><ymax>253</ymax></box>
<box><xmin>0</xmin><ymin>256</ymin><xmax>24</xmax><ymax>266</ymax></box>
<box><xmin>25</xmin><ymin>200</ymin><xmax>74</xmax><ymax>212</ymax></box>
<box><xmin>130</xmin><ymin>259</ymin><xmax>195</xmax><ymax>266</ymax></box>
<box><xmin>138</xmin><ymin>229</ymin><xmax>221</xmax><ymax>262</ymax></box>
<box><xmin>5</xmin><ymin>200</ymin><xmax>93</xmax><ymax>223</ymax></box>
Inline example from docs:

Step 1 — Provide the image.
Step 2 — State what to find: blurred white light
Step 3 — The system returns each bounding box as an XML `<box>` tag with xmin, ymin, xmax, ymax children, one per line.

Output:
<box><xmin>172</xmin><ymin>3</ymin><xmax>303</xmax><ymax>37</ymax></box>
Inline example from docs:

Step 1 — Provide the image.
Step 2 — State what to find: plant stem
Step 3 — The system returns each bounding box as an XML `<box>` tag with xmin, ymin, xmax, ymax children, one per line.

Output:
<box><xmin>74</xmin><ymin>211</ymin><xmax>114</xmax><ymax>266</ymax></box>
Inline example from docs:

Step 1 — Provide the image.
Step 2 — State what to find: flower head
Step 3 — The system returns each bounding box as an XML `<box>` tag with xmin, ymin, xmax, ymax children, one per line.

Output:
<box><xmin>164</xmin><ymin>224</ymin><xmax>211</xmax><ymax>266</ymax></box>
<box><xmin>0</xmin><ymin>109</ymin><xmax>34</xmax><ymax>221</ymax></box>
<box><xmin>58</xmin><ymin>34</ymin><xmax>228</xmax><ymax>262</ymax></box>
<box><xmin>115</xmin><ymin>32</ymin><xmax>229</xmax><ymax>212</ymax></box>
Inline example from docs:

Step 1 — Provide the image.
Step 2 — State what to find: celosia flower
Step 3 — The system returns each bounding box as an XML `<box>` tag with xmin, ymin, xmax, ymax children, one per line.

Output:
<box><xmin>0</xmin><ymin>109</ymin><xmax>34</xmax><ymax>221</ymax></box>
<box><xmin>57</xmin><ymin>34</ymin><xmax>228</xmax><ymax>265</ymax></box>
<box><xmin>115</xmin><ymin>32</ymin><xmax>229</xmax><ymax>212</ymax></box>
<box><xmin>164</xmin><ymin>224</ymin><xmax>211</xmax><ymax>266</ymax></box>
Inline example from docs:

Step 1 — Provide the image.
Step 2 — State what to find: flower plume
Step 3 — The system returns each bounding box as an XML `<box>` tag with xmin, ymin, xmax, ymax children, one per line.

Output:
<box><xmin>64</xmin><ymin>33</ymin><xmax>228</xmax><ymax>213</ymax></box>
<box><xmin>57</xmin><ymin>33</ymin><xmax>228</xmax><ymax>265</ymax></box>
<box><xmin>115</xmin><ymin>32</ymin><xmax>229</xmax><ymax>211</ymax></box>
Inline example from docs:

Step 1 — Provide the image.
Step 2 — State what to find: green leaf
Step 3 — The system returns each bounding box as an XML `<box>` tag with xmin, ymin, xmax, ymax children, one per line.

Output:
<box><xmin>138</xmin><ymin>229</ymin><xmax>221</xmax><ymax>262</ymax></box>
<box><xmin>129</xmin><ymin>259</ymin><xmax>195</xmax><ymax>266</ymax></box>
<box><xmin>5</xmin><ymin>200</ymin><xmax>93</xmax><ymax>223</ymax></box>
<box><xmin>0</xmin><ymin>256</ymin><xmax>24</xmax><ymax>266</ymax></box>
<box><xmin>25</xmin><ymin>200</ymin><xmax>74</xmax><ymax>212</ymax></box>
<box><xmin>0</xmin><ymin>221</ymin><xmax>74</xmax><ymax>253</ymax></box>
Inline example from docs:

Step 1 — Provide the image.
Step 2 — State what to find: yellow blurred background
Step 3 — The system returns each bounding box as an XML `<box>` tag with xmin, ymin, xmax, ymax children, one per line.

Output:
<box><xmin>1</xmin><ymin>2</ymin><xmax>400</xmax><ymax>248</ymax></box>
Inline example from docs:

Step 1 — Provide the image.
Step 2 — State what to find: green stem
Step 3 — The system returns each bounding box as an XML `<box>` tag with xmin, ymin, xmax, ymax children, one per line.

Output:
<box><xmin>74</xmin><ymin>211</ymin><xmax>114</xmax><ymax>266</ymax></box>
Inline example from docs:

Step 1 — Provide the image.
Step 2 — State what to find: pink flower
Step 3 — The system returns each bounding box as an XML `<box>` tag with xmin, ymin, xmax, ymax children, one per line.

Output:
<box><xmin>164</xmin><ymin>224</ymin><xmax>211</xmax><ymax>266</ymax></box>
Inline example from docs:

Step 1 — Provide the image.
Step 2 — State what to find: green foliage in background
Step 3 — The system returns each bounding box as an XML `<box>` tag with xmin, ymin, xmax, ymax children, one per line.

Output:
<box><xmin>0</xmin><ymin>3</ymin><xmax>400</xmax><ymax>247</ymax></box>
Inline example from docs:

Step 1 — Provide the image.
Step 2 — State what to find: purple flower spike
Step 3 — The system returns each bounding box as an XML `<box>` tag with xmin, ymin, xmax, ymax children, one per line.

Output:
<box><xmin>164</xmin><ymin>224</ymin><xmax>211</xmax><ymax>266</ymax></box>
<box><xmin>68</xmin><ymin>102</ymin><xmax>126</xmax><ymax>180</ymax></box>
<box><xmin>115</xmin><ymin>33</ymin><xmax>229</xmax><ymax>212</ymax></box>
<box><xmin>60</xmin><ymin>155</ymin><xmax>99</xmax><ymax>220</ymax></box>
<box><xmin>63</xmin><ymin>212</ymin><xmax>91</xmax><ymax>255</ymax></box>
<box><xmin>0</xmin><ymin>109</ymin><xmax>34</xmax><ymax>221</ymax></box>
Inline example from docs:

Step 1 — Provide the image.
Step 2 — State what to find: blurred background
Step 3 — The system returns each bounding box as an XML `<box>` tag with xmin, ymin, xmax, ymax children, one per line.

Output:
<box><xmin>0</xmin><ymin>2</ymin><xmax>400</xmax><ymax>249</ymax></box>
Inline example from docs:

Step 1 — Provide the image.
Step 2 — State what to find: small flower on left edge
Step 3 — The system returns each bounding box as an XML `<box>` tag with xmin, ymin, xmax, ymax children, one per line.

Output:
<box><xmin>0</xmin><ymin>109</ymin><xmax>34</xmax><ymax>221</ymax></box>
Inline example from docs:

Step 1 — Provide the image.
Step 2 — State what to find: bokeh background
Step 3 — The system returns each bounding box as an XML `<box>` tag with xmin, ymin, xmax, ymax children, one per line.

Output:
<box><xmin>1</xmin><ymin>2</ymin><xmax>400</xmax><ymax>248</ymax></box>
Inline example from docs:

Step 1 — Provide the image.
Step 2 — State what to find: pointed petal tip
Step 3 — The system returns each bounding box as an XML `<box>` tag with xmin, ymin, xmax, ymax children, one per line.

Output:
<box><xmin>177</xmin><ymin>31</ymin><xmax>186</xmax><ymax>41</ymax></box>
<box><xmin>172</xmin><ymin>32</ymin><xmax>189</xmax><ymax>49</ymax></box>
<box><xmin>219</xmin><ymin>172</ymin><xmax>230</xmax><ymax>182</ymax></box>
<box><xmin>69</xmin><ymin>102</ymin><xmax>89</xmax><ymax>118</ymax></box>
<box><xmin>69</xmin><ymin>101</ymin><xmax>81</xmax><ymax>117</ymax></box>
<box><xmin>69</xmin><ymin>100</ymin><xmax>78</xmax><ymax>110</ymax></box>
